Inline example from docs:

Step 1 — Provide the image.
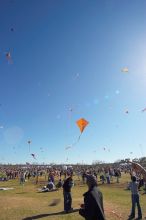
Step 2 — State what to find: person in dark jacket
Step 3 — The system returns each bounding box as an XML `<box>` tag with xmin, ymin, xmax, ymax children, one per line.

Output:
<box><xmin>63</xmin><ymin>175</ymin><xmax>74</xmax><ymax>213</ymax></box>
<box><xmin>79</xmin><ymin>174</ymin><xmax>106</xmax><ymax>220</ymax></box>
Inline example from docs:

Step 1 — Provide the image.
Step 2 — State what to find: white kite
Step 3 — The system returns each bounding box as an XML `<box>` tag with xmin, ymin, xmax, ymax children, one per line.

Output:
<box><xmin>121</xmin><ymin>67</ymin><xmax>129</xmax><ymax>73</ymax></box>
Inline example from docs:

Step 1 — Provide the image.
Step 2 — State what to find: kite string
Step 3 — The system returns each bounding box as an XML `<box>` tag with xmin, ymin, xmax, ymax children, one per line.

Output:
<box><xmin>72</xmin><ymin>133</ymin><xmax>82</xmax><ymax>147</ymax></box>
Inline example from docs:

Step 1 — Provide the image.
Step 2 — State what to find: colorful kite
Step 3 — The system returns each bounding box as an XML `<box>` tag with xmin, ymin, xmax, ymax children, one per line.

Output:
<box><xmin>76</xmin><ymin>118</ymin><xmax>89</xmax><ymax>133</ymax></box>
<box><xmin>67</xmin><ymin>118</ymin><xmax>89</xmax><ymax>148</ymax></box>
<box><xmin>71</xmin><ymin>118</ymin><xmax>89</xmax><ymax>146</ymax></box>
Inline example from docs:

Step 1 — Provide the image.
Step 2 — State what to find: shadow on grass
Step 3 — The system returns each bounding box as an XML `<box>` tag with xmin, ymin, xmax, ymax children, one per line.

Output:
<box><xmin>16</xmin><ymin>192</ymin><xmax>28</xmax><ymax>194</ymax></box>
<box><xmin>37</xmin><ymin>189</ymin><xmax>59</xmax><ymax>193</ymax></box>
<box><xmin>22</xmin><ymin>209</ymin><xmax>79</xmax><ymax>220</ymax></box>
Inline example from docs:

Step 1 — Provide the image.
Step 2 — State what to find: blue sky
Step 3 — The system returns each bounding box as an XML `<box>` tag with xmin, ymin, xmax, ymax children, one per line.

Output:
<box><xmin>0</xmin><ymin>0</ymin><xmax>146</xmax><ymax>164</ymax></box>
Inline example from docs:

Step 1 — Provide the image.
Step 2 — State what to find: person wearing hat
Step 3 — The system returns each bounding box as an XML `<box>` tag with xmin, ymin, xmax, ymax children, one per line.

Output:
<box><xmin>79</xmin><ymin>174</ymin><xmax>105</xmax><ymax>220</ymax></box>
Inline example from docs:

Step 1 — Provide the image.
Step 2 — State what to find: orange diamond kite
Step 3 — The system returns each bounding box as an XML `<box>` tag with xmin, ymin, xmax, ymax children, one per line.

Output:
<box><xmin>76</xmin><ymin>118</ymin><xmax>89</xmax><ymax>133</ymax></box>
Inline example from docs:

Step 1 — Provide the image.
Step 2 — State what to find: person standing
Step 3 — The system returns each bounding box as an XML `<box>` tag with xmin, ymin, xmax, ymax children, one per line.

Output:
<box><xmin>128</xmin><ymin>176</ymin><xmax>142</xmax><ymax>220</ymax></box>
<box><xmin>63</xmin><ymin>175</ymin><xmax>74</xmax><ymax>213</ymax></box>
<box><xmin>79</xmin><ymin>174</ymin><xmax>105</xmax><ymax>220</ymax></box>
<box><xmin>19</xmin><ymin>171</ymin><xmax>25</xmax><ymax>185</ymax></box>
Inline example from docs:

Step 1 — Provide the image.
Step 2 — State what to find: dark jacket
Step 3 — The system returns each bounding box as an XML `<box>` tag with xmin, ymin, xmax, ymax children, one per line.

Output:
<box><xmin>79</xmin><ymin>186</ymin><xmax>106</xmax><ymax>220</ymax></box>
<box><xmin>63</xmin><ymin>177</ymin><xmax>73</xmax><ymax>192</ymax></box>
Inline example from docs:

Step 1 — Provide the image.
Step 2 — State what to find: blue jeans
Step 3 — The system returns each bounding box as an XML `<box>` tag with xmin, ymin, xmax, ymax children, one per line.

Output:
<box><xmin>106</xmin><ymin>176</ymin><xmax>110</xmax><ymax>184</ymax></box>
<box><xmin>63</xmin><ymin>191</ymin><xmax>72</xmax><ymax>212</ymax></box>
<box><xmin>130</xmin><ymin>194</ymin><xmax>142</xmax><ymax>218</ymax></box>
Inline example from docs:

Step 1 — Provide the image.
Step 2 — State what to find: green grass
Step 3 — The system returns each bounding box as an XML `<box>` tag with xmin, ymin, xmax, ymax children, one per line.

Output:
<box><xmin>0</xmin><ymin>174</ymin><xmax>146</xmax><ymax>220</ymax></box>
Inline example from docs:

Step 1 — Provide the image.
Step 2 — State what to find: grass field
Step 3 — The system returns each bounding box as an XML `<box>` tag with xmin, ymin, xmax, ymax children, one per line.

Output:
<box><xmin>0</xmin><ymin>174</ymin><xmax>146</xmax><ymax>220</ymax></box>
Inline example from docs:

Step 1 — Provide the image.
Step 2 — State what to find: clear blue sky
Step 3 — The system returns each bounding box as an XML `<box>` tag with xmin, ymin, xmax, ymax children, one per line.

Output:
<box><xmin>0</xmin><ymin>0</ymin><xmax>146</xmax><ymax>164</ymax></box>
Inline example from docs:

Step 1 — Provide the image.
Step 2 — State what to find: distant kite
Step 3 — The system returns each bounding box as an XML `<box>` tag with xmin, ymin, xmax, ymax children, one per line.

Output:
<box><xmin>10</xmin><ymin>28</ymin><xmax>14</xmax><ymax>32</ymax></box>
<box><xmin>40</xmin><ymin>147</ymin><xmax>44</xmax><ymax>152</ymax></box>
<box><xmin>31</xmin><ymin>153</ymin><xmax>36</xmax><ymax>159</ymax></box>
<box><xmin>142</xmin><ymin>108</ymin><xmax>146</xmax><ymax>112</ymax></box>
<box><xmin>125</xmin><ymin>110</ymin><xmax>129</xmax><ymax>114</ymax></box>
<box><xmin>28</xmin><ymin>140</ymin><xmax>32</xmax><ymax>152</ymax></box>
<box><xmin>65</xmin><ymin>146</ymin><xmax>71</xmax><ymax>150</ymax></box>
<box><xmin>6</xmin><ymin>52</ymin><xmax>12</xmax><ymax>64</ymax></box>
<box><xmin>121</xmin><ymin>67</ymin><xmax>129</xmax><ymax>73</ymax></box>
<box><xmin>67</xmin><ymin>106</ymin><xmax>74</xmax><ymax>121</ymax></box>
<box><xmin>69</xmin><ymin>108</ymin><xmax>73</xmax><ymax>112</ymax></box>
<box><xmin>73</xmin><ymin>73</ymin><xmax>79</xmax><ymax>80</ymax></box>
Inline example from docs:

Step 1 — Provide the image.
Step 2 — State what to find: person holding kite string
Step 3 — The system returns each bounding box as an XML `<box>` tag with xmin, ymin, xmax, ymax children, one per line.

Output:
<box><xmin>128</xmin><ymin>175</ymin><xmax>142</xmax><ymax>220</ymax></box>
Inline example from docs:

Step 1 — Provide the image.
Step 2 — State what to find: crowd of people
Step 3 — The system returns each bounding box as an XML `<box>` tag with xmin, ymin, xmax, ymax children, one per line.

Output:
<box><xmin>0</xmin><ymin>162</ymin><xmax>146</xmax><ymax>219</ymax></box>
<box><xmin>0</xmin><ymin>164</ymin><xmax>123</xmax><ymax>183</ymax></box>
